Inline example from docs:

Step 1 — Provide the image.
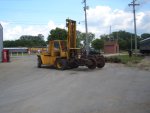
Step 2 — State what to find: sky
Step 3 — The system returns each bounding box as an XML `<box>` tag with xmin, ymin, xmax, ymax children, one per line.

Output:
<box><xmin>0</xmin><ymin>0</ymin><xmax>150</xmax><ymax>40</ymax></box>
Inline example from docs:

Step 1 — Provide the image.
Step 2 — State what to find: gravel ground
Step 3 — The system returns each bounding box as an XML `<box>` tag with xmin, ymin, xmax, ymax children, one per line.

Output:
<box><xmin>137</xmin><ymin>56</ymin><xmax>150</xmax><ymax>71</ymax></box>
<box><xmin>0</xmin><ymin>55</ymin><xmax>150</xmax><ymax>113</ymax></box>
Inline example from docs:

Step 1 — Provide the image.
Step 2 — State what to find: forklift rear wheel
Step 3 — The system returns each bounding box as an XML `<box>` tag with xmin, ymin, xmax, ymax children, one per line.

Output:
<box><xmin>69</xmin><ymin>61</ymin><xmax>79</xmax><ymax>69</ymax></box>
<box><xmin>97</xmin><ymin>57</ymin><xmax>105</xmax><ymax>68</ymax></box>
<box><xmin>87</xmin><ymin>58</ymin><xmax>97</xmax><ymax>69</ymax></box>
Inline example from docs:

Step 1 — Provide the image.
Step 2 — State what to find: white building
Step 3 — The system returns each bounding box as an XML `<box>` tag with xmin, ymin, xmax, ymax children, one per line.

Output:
<box><xmin>0</xmin><ymin>24</ymin><xmax>3</xmax><ymax>62</ymax></box>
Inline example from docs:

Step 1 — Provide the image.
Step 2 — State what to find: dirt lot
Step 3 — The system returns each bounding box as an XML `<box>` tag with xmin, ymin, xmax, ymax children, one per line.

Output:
<box><xmin>0</xmin><ymin>55</ymin><xmax>150</xmax><ymax>113</ymax></box>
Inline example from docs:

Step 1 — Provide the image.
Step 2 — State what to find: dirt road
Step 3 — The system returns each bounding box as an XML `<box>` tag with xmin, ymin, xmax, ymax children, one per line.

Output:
<box><xmin>0</xmin><ymin>55</ymin><xmax>150</xmax><ymax>113</ymax></box>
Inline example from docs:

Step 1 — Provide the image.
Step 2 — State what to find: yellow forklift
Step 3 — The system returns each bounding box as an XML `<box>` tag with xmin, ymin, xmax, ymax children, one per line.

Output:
<box><xmin>37</xmin><ymin>19</ymin><xmax>105</xmax><ymax>70</ymax></box>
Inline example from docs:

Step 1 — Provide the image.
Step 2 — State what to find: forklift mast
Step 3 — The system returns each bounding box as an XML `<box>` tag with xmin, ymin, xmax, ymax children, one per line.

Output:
<box><xmin>66</xmin><ymin>19</ymin><xmax>76</xmax><ymax>49</ymax></box>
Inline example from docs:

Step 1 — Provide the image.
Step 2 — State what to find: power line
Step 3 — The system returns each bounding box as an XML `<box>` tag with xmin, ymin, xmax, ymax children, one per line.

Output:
<box><xmin>129</xmin><ymin>0</ymin><xmax>140</xmax><ymax>54</ymax></box>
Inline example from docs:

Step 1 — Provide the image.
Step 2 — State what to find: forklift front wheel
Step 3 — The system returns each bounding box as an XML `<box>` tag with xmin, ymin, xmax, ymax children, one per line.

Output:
<box><xmin>55</xmin><ymin>59</ymin><xmax>67</xmax><ymax>70</ymax></box>
<box><xmin>37</xmin><ymin>56</ymin><xmax>42</xmax><ymax>68</ymax></box>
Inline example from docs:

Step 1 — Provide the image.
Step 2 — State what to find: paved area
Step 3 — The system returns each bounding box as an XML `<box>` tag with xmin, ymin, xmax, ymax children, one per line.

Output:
<box><xmin>0</xmin><ymin>55</ymin><xmax>150</xmax><ymax>113</ymax></box>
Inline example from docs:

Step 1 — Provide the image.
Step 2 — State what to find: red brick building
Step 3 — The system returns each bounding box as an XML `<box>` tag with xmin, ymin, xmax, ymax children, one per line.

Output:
<box><xmin>104</xmin><ymin>41</ymin><xmax>119</xmax><ymax>54</ymax></box>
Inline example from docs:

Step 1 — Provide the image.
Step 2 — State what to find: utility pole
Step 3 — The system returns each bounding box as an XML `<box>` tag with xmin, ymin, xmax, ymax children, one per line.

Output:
<box><xmin>117</xmin><ymin>32</ymin><xmax>119</xmax><ymax>54</ymax></box>
<box><xmin>109</xmin><ymin>25</ymin><xmax>111</xmax><ymax>41</ymax></box>
<box><xmin>83</xmin><ymin>0</ymin><xmax>89</xmax><ymax>55</ymax></box>
<box><xmin>131</xmin><ymin>34</ymin><xmax>133</xmax><ymax>51</ymax></box>
<box><xmin>129</xmin><ymin>0</ymin><xmax>140</xmax><ymax>54</ymax></box>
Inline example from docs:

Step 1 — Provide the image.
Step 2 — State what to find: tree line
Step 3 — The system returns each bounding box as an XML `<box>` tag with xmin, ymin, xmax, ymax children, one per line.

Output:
<box><xmin>3</xmin><ymin>27</ymin><xmax>150</xmax><ymax>51</ymax></box>
<box><xmin>4</xmin><ymin>34</ymin><xmax>46</xmax><ymax>47</ymax></box>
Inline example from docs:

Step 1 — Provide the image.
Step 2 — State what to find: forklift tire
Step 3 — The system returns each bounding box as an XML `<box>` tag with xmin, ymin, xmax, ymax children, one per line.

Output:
<box><xmin>70</xmin><ymin>64</ymin><xmax>79</xmax><ymax>69</ymax></box>
<box><xmin>97</xmin><ymin>57</ymin><xmax>105</xmax><ymax>68</ymax></box>
<box><xmin>55</xmin><ymin>59</ymin><xmax>67</xmax><ymax>70</ymax></box>
<box><xmin>73</xmin><ymin>64</ymin><xmax>79</xmax><ymax>68</ymax></box>
<box><xmin>87</xmin><ymin>58</ymin><xmax>97</xmax><ymax>69</ymax></box>
<box><xmin>37</xmin><ymin>56</ymin><xmax>42</xmax><ymax>68</ymax></box>
<box><xmin>69</xmin><ymin>60</ymin><xmax>79</xmax><ymax>69</ymax></box>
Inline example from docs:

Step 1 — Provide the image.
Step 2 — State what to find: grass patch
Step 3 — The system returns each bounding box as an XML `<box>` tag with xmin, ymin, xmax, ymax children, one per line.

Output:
<box><xmin>106</xmin><ymin>55</ymin><xmax>144</xmax><ymax>65</ymax></box>
<box><xmin>118</xmin><ymin>55</ymin><xmax>144</xmax><ymax>64</ymax></box>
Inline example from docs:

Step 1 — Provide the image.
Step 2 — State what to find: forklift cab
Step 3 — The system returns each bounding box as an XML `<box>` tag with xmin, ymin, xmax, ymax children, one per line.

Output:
<box><xmin>48</xmin><ymin>40</ymin><xmax>67</xmax><ymax>58</ymax></box>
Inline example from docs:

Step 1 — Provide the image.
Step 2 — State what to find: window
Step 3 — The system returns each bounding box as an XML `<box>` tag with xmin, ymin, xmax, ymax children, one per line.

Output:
<box><xmin>61</xmin><ymin>41</ymin><xmax>67</xmax><ymax>51</ymax></box>
<box><xmin>54</xmin><ymin>41</ymin><xmax>60</xmax><ymax>50</ymax></box>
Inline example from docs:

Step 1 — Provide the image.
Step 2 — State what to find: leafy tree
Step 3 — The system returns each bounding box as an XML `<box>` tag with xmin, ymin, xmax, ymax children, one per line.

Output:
<box><xmin>119</xmin><ymin>39</ymin><xmax>128</xmax><ymax>50</ymax></box>
<box><xmin>47</xmin><ymin>28</ymin><xmax>95</xmax><ymax>48</ymax></box>
<box><xmin>100</xmin><ymin>30</ymin><xmax>140</xmax><ymax>50</ymax></box>
<box><xmin>100</xmin><ymin>34</ymin><xmax>109</xmax><ymax>41</ymax></box>
<box><xmin>3</xmin><ymin>40</ymin><xmax>16</xmax><ymax>47</ymax></box>
<box><xmin>3</xmin><ymin>34</ymin><xmax>46</xmax><ymax>47</ymax></box>
<box><xmin>76</xmin><ymin>32</ymin><xmax>95</xmax><ymax>48</ymax></box>
<box><xmin>76</xmin><ymin>30</ymin><xmax>83</xmax><ymax>48</ymax></box>
<box><xmin>47</xmin><ymin>27</ymin><xmax>67</xmax><ymax>41</ymax></box>
<box><xmin>19</xmin><ymin>34</ymin><xmax>46</xmax><ymax>47</ymax></box>
<box><xmin>91</xmin><ymin>39</ymin><xmax>104</xmax><ymax>50</ymax></box>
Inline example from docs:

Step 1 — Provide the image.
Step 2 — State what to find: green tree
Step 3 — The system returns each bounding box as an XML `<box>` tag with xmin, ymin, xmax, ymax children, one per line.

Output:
<box><xmin>100</xmin><ymin>30</ymin><xmax>139</xmax><ymax>50</ymax></box>
<box><xmin>77</xmin><ymin>32</ymin><xmax>95</xmax><ymax>48</ymax></box>
<box><xmin>47</xmin><ymin>27</ymin><xmax>67</xmax><ymax>41</ymax></box>
<box><xmin>100</xmin><ymin>34</ymin><xmax>109</xmax><ymax>41</ymax></box>
<box><xmin>19</xmin><ymin>34</ymin><xmax>46</xmax><ymax>47</ymax></box>
<box><xmin>76</xmin><ymin>30</ymin><xmax>83</xmax><ymax>48</ymax></box>
<box><xmin>91</xmin><ymin>39</ymin><xmax>104</xmax><ymax>50</ymax></box>
<box><xmin>3</xmin><ymin>40</ymin><xmax>16</xmax><ymax>47</ymax></box>
<box><xmin>3</xmin><ymin>34</ymin><xmax>46</xmax><ymax>47</ymax></box>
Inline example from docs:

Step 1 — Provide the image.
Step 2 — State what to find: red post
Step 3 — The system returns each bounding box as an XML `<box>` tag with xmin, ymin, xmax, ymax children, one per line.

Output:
<box><xmin>2</xmin><ymin>49</ymin><xmax>10</xmax><ymax>62</ymax></box>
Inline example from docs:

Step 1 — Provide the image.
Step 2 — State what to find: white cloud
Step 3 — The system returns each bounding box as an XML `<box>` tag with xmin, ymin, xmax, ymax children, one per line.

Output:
<box><xmin>78</xmin><ymin>5</ymin><xmax>150</xmax><ymax>37</ymax></box>
<box><xmin>7</xmin><ymin>25</ymin><xmax>47</xmax><ymax>40</ymax></box>
<box><xmin>0</xmin><ymin>20</ymin><xmax>66</xmax><ymax>41</ymax></box>
<box><xmin>0</xmin><ymin>21</ymin><xmax>9</xmax><ymax>27</ymax></box>
<box><xmin>48</xmin><ymin>21</ymin><xmax>56</xmax><ymax>29</ymax></box>
<box><xmin>1</xmin><ymin>5</ymin><xmax>150</xmax><ymax>40</ymax></box>
<box><xmin>87</xmin><ymin>6</ymin><xmax>133</xmax><ymax>36</ymax></box>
